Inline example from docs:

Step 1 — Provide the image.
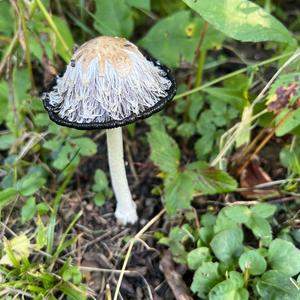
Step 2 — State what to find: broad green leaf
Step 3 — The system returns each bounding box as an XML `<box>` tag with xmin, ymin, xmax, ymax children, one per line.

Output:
<box><xmin>201</xmin><ymin>213</ymin><xmax>217</xmax><ymax>227</ymax></box>
<box><xmin>16</xmin><ymin>174</ymin><xmax>46</xmax><ymax>196</ymax></box>
<box><xmin>257</xmin><ymin>270</ymin><xmax>300</xmax><ymax>300</ymax></box>
<box><xmin>37</xmin><ymin>203</ymin><xmax>50</xmax><ymax>215</ymax></box>
<box><xmin>199</xmin><ymin>227</ymin><xmax>215</xmax><ymax>245</ymax></box>
<box><xmin>92</xmin><ymin>169</ymin><xmax>109</xmax><ymax>192</ymax></box>
<box><xmin>191</xmin><ymin>262</ymin><xmax>222</xmax><ymax>299</ymax></box>
<box><xmin>195</xmin><ymin>134</ymin><xmax>214</xmax><ymax>159</ymax></box>
<box><xmin>126</xmin><ymin>0</ymin><xmax>150</xmax><ymax>10</ymax></box>
<box><xmin>223</xmin><ymin>206</ymin><xmax>251</xmax><ymax>224</ymax></box>
<box><xmin>72</xmin><ymin>138</ymin><xmax>97</xmax><ymax>156</ymax></box>
<box><xmin>139</xmin><ymin>11</ymin><xmax>224</xmax><ymax>67</ymax></box>
<box><xmin>0</xmin><ymin>1</ymin><xmax>14</xmax><ymax>35</ymax></box>
<box><xmin>177</xmin><ymin>123</ymin><xmax>196</xmax><ymax>138</ymax></box>
<box><xmin>205</xmin><ymin>87</ymin><xmax>247</xmax><ymax>111</ymax></box>
<box><xmin>51</xmin><ymin>16</ymin><xmax>74</xmax><ymax>62</ymax></box>
<box><xmin>245</xmin><ymin>215</ymin><xmax>272</xmax><ymax>241</ymax></box>
<box><xmin>21</xmin><ymin>197</ymin><xmax>36</xmax><ymax>224</ymax></box>
<box><xmin>0</xmin><ymin>188</ymin><xmax>18</xmax><ymax>209</ymax></box>
<box><xmin>62</xmin><ymin>266</ymin><xmax>82</xmax><ymax>285</ymax></box>
<box><xmin>148</xmin><ymin>119</ymin><xmax>180</xmax><ymax>175</ymax></box>
<box><xmin>250</xmin><ymin>203</ymin><xmax>276</xmax><ymax>218</ymax></box>
<box><xmin>268</xmin><ymin>239</ymin><xmax>300</xmax><ymax>276</ymax></box>
<box><xmin>210</xmin><ymin>227</ymin><xmax>244</xmax><ymax>263</ymax></box>
<box><xmin>164</xmin><ymin>172</ymin><xmax>194</xmax><ymax>214</ymax></box>
<box><xmin>52</xmin><ymin>144</ymin><xmax>80</xmax><ymax>170</ymax></box>
<box><xmin>187</xmin><ymin>161</ymin><xmax>238</xmax><ymax>194</ymax></box>
<box><xmin>43</xmin><ymin>139</ymin><xmax>63</xmax><ymax>150</ymax></box>
<box><xmin>239</xmin><ymin>250</ymin><xmax>267</xmax><ymax>275</ymax></box>
<box><xmin>275</xmin><ymin>108</ymin><xmax>300</xmax><ymax>137</ymax></box>
<box><xmin>94</xmin><ymin>0</ymin><xmax>134</xmax><ymax>38</ymax></box>
<box><xmin>214</xmin><ymin>210</ymin><xmax>239</xmax><ymax>233</ymax></box>
<box><xmin>209</xmin><ymin>271</ymin><xmax>249</xmax><ymax>300</ymax></box>
<box><xmin>93</xmin><ymin>192</ymin><xmax>106</xmax><ymax>207</ymax></box>
<box><xmin>182</xmin><ymin>0</ymin><xmax>295</xmax><ymax>45</ymax></box>
<box><xmin>187</xmin><ymin>247</ymin><xmax>212</xmax><ymax>270</ymax></box>
<box><xmin>0</xmin><ymin>134</ymin><xmax>15</xmax><ymax>150</ymax></box>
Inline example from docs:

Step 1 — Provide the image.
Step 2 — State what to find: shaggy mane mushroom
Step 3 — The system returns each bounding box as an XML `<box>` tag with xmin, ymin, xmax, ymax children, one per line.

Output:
<box><xmin>42</xmin><ymin>36</ymin><xmax>176</xmax><ymax>224</ymax></box>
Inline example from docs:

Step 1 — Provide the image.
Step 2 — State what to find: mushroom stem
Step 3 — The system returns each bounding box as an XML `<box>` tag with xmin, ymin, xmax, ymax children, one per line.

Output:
<box><xmin>106</xmin><ymin>127</ymin><xmax>138</xmax><ymax>224</ymax></box>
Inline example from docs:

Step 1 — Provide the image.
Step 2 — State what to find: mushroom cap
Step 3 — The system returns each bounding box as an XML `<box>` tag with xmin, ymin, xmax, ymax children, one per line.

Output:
<box><xmin>42</xmin><ymin>36</ymin><xmax>176</xmax><ymax>130</ymax></box>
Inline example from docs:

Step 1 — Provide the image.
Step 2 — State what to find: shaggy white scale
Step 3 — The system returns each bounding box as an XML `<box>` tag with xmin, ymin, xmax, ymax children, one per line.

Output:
<box><xmin>46</xmin><ymin>36</ymin><xmax>171</xmax><ymax>124</ymax></box>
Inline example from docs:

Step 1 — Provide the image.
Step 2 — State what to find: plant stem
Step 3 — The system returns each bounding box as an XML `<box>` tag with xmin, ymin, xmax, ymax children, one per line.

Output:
<box><xmin>106</xmin><ymin>127</ymin><xmax>138</xmax><ymax>224</ymax></box>
<box><xmin>17</xmin><ymin>0</ymin><xmax>34</xmax><ymax>92</ymax></box>
<box><xmin>174</xmin><ymin>51</ymin><xmax>295</xmax><ymax>100</ymax></box>
<box><xmin>194</xmin><ymin>50</ymin><xmax>207</xmax><ymax>87</ymax></box>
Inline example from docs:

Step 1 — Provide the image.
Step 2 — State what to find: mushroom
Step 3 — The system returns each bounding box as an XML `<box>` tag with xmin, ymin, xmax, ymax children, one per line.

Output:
<box><xmin>42</xmin><ymin>36</ymin><xmax>176</xmax><ymax>224</ymax></box>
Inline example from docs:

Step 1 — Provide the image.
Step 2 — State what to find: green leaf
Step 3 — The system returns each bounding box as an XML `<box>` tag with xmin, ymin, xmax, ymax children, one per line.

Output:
<box><xmin>214</xmin><ymin>210</ymin><xmax>239</xmax><ymax>233</ymax></box>
<box><xmin>43</xmin><ymin>139</ymin><xmax>63</xmax><ymax>150</ymax></box>
<box><xmin>126</xmin><ymin>0</ymin><xmax>150</xmax><ymax>10</ymax></box>
<box><xmin>58</xmin><ymin>282</ymin><xmax>86</xmax><ymax>300</ymax></box>
<box><xmin>92</xmin><ymin>169</ymin><xmax>109</xmax><ymax>192</ymax></box>
<box><xmin>250</xmin><ymin>203</ymin><xmax>276</xmax><ymax>218</ymax></box>
<box><xmin>209</xmin><ymin>271</ymin><xmax>249</xmax><ymax>300</ymax></box>
<box><xmin>195</xmin><ymin>134</ymin><xmax>214</xmax><ymax>159</ymax></box>
<box><xmin>182</xmin><ymin>0</ymin><xmax>295</xmax><ymax>45</ymax></box>
<box><xmin>72</xmin><ymin>138</ymin><xmax>97</xmax><ymax>156</ymax></box>
<box><xmin>51</xmin><ymin>16</ymin><xmax>74</xmax><ymax>62</ymax></box>
<box><xmin>94</xmin><ymin>0</ymin><xmax>134</xmax><ymax>38</ymax></box>
<box><xmin>268</xmin><ymin>239</ymin><xmax>300</xmax><ymax>276</ymax></box>
<box><xmin>160</xmin><ymin>226</ymin><xmax>192</xmax><ymax>264</ymax></box>
<box><xmin>0</xmin><ymin>1</ymin><xmax>14</xmax><ymax>35</ymax></box>
<box><xmin>62</xmin><ymin>265</ymin><xmax>82</xmax><ymax>285</ymax></box>
<box><xmin>93</xmin><ymin>192</ymin><xmax>106</xmax><ymax>207</ymax></box>
<box><xmin>21</xmin><ymin>197</ymin><xmax>36</xmax><ymax>224</ymax></box>
<box><xmin>52</xmin><ymin>144</ymin><xmax>80</xmax><ymax>170</ymax></box>
<box><xmin>0</xmin><ymin>134</ymin><xmax>16</xmax><ymax>150</ymax></box>
<box><xmin>148</xmin><ymin>118</ymin><xmax>180</xmax><ymax>175</ymax></box>
<box><xmin>257</xmin><ymin>270</ymin><xmax>300</xmax><ymax>300</ymax></box>
<box><xmin>37</xmin><ymin>203</ymin><xmax>50</xmax><ymax>215</ymax></box>
<box><xmin>191</xmin><ymin>262</ymin><xmax>222</xmax><ymax>299</ymax></box>
<box><xmin>164</xmin><ymin>172</ymin><xmax>194</xmax><ymax>214</ymax></box>
<box><xmin>210</xmin><ymin>227</ymin><xmax>244</xmax><ymax>263</ymax></box>
<box><xmin>245</xmin><ymin>215</ymin><xmax>272</xmax><ymax>241</ymax></box>
<box><xmin>187</xmin><ymin>247</ymin><xmax>212</xmax><ymax>270</ymax></box>
<box><xmin>223</xmin><ymin>206</ymin><xmax>251</xmax><ymax>224</ymax></box>
<box><xmin>0</xmin><ymin>188</ymin><xmax>18</xmax><ymax>209</ymax></box>
<box><xmin>177</xmin><ymin>123</ymin><xmax>196</xmax><ymax>138</ymax></box>
<box><xmin>187</xmin><ymin>162</ymin><xmax>238</xmax><ymax>194</ymax></box>
<box><xmin>275</xmin><ymin>108</ymin><xmax>300</xmax><ymax>137</ymax></box>
<box><xmin>199</xmin><ymin>227</ymin><xmax>215</xmax><ymax>245</ymax></box>
<box><xmin>16</xmin><ymin>174</ymin><xmax>46</xmax><ymax>196</ymax></box>
<box><xmin>239</xmin><ymin>250</ymin><xmax>267</xmax><ymax>275</ymax></box>
<box><xmin>139</xmin><ymin>11</ymin><xmax>224</xmax><ymax>67</ymax></box>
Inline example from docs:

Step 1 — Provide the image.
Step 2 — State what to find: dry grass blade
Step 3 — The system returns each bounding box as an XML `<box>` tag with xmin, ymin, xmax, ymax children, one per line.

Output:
<box><xmin>113</xmin><ymin>209</ymin><xmax>165</xmax><ymax>300</ymax></box>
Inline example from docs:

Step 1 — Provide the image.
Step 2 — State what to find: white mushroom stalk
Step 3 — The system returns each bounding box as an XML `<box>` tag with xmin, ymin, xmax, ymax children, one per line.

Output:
<box><xmin>42</xmin><ymin>36</ymin><xmax>175</xmax><ymax>225</ymax></box>
<box><xmin>106</xmin><ymin>127</ymin><xmax>137</xmax><ymax>224</ymax></box>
